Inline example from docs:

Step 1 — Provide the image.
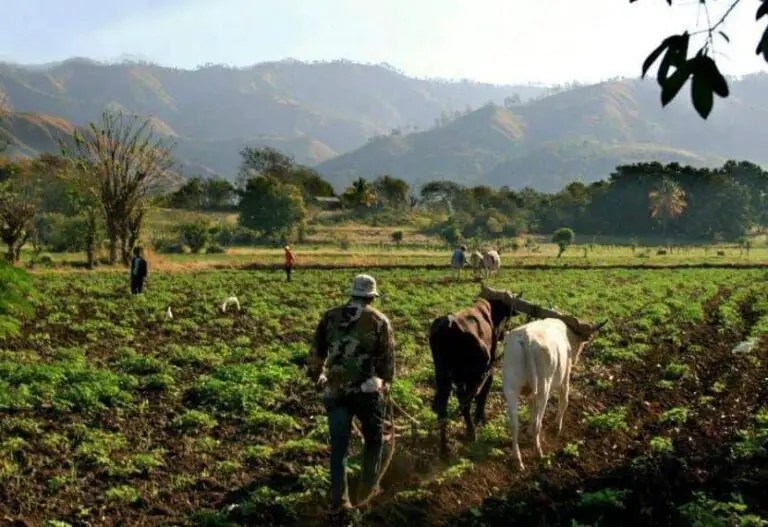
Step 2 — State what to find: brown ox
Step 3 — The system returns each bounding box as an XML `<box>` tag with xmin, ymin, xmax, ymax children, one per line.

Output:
<box><xmin>429</xmin><ymin>286</ymin><xmax>522</xmax><ymax>457</ymax></box>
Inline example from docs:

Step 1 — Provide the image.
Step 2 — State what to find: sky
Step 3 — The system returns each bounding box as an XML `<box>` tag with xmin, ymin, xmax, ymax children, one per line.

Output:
<box><xmin>2</xmin><ymin>0</ymin><xmax>767</xmax><ymax>85</ymax></box>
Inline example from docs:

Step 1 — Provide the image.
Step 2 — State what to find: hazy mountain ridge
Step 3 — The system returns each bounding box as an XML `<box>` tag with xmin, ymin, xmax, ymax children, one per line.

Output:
<box><xmin>0</xmin><ymin>58</ymin><xmax>544</xmax><ymax>171</ymax></box>
<box><xmin>2</xmin><ymin>58</ymin><xmax>767</xmax><ymax>192</ymax></box>
<box><xmin>316</xmin><ymin>75</ymin><xmax>768</xmax><ymax>192</ymax></box>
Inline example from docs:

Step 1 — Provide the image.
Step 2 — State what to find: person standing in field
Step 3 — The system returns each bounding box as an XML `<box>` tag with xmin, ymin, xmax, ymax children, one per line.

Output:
<box><xmin>130</xmin><ymin>247</ymin><xmax>148</xmax><ymax>295</ymax></box>
<box><xmin>451</xmin><ymin>244</ymin><xmax>467</xmax><ymax>280</ymax></box>
<box><xmin>307</xmin><ymin>274</ymin><xmax>396</xmax><ymax>512</ymax></box>
<box><xmin>284</xmin><ymin>245</ymin><xmax>295</xmax><ymax>281</ymax></box>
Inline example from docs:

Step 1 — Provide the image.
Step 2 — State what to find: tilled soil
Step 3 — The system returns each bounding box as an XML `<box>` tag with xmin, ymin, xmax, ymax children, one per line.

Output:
<box><xmin>1</xmin><ymin>287</ymin><xmax>766</xmax><ymax>527</ymax></box>
<box><xmin>349</xmin><ymin>289</ymin><xmax>768</xmax><ymax>527</ymax></box>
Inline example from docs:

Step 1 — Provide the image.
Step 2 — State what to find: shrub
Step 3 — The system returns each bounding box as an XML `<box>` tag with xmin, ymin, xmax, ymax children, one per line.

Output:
<box><xmin>35</xmin><ymin>214</ymin><xmax>90</xmax><ymax>253</ymax></box>
<box><xmin>552</xmin><ymin>227</ymin><xmax>575</xmax><ymax>258</ymax></box>
<box><xmin>179</xmin><ymin>220</ymin><xmax>211</xmax><ymax>254</ymax></box>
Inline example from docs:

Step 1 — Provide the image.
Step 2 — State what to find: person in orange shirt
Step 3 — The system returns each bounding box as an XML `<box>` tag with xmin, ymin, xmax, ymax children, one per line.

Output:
<box><xmin>284</xmin><ymin>245</ymin><xmax>295</xmax><ymax>281</ymax></box>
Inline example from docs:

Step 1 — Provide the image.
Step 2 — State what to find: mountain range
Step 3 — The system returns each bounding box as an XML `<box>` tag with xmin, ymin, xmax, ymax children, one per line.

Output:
<box><xmin>1</xmin><ymin>57</ymin><xmax>767</xmax><ymax>193</ymax></box>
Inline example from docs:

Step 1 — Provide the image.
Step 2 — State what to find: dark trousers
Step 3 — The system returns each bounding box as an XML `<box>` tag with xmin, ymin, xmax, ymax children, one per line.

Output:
<box><xmin>285</xmin><ymin>264</ymin><xmax>293</xmax><ymax>281</ymax></box>
<box><xmin>324</xmin><ymin>392</ymin><xmax>384</xmax><ymax>507</ymax></box>
<box><xmin>130</xmin><ymin>276</ymin><xmax>145</xmax><ymax>295</ymax></box>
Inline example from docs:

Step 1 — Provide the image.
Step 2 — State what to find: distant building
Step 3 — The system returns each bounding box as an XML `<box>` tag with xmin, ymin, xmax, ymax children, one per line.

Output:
<box><xmin>314</xmin><ymin>196</ymin><xmax>343</xmax><ymax>210</ymax></box>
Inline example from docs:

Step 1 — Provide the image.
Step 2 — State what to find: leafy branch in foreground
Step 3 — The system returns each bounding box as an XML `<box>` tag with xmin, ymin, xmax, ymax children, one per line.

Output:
<box><xmin>631</xmin><ymin>0</ymin><xmax>768</xmax><ymax>118</ymax></box>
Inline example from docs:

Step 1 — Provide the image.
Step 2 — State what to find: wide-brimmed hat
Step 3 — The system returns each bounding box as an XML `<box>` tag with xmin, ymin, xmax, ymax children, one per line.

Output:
<box><xmin>350</xmin><ymin>274</ymin><xmax>380</xmax><ymax>298</ymax></box>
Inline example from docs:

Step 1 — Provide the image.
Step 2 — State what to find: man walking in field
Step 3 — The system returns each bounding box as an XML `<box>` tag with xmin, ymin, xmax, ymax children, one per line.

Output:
<box><xmin>130</xmin><ymin>247</ymin><xmax>148</xmax><ymax>295</ymax></box>
<box><xmin>284</xmin><ymin>245</ymin><xmax>294</xmax><ymax>282</ymax></box>
<box><xmin>451</xmin><ymin>244</ymin><xmax>467</xmax><ymax>280</ymax></box>
<box><xmin>307</xmin><ymin>274</ymin><xmax>396</xmax><ymax>512</ymax></box>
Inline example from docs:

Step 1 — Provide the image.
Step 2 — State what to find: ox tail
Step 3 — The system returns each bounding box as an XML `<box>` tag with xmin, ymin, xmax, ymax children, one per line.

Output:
<box><xmin>523</xmin><ymin>334</ymin><xmax>538</xmax><ymax>397</ymax></box>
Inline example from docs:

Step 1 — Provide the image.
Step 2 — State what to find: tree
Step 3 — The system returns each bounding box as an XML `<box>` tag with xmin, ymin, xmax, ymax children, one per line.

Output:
<box><xmin>391</xmin><ymin>230</ymin><xmax>404</xmax><ymax>247</ymax></box>
<box><xmin>552</xmin><ymin>228</ymin><xmax>575</xmax><ymax>258</ymax></box>
<box><xmin>170</xmin><ymin>176</ymin><xmax>207</xmax><ymax>209</ymax></box>
<box><xmin>205</xmin><ymin>177</ymin><xmax>237</xmax><ymax>209</ymax></box>
<box><xmin>56</xmin><ymin>159</ymin><xmax>104</xmax><ymax>269</ymax></box>
<box><xmin>632</xmin><ymin>0</ymin><xmax>768</xmax><ymax>119</ymax></box>
<box><xmin>237</xmin><ymin>146</ymin><xmax>293</xmax><ymax>186</ymax></box>
<box><xmin>341</xmin><ymin>178</ymin><xmax>377</xmax><ymax>210</ymax></box>
<box><xmin>61</xmin><ymin>111</ymin><xmax>176</xmax><ymax>265</ymax></box>
<box><xmin>238</xmin><ymin>146</ymin><xmax>333</xmax><ymax>199</ymax></box>
<box><xmin>238</xmin><ymin>176</ymin><xmax>307</xmax><ymax>240</ymax></box>
<box><xmin>420</xmin><ymin>180</ymin><xmax>466</xmax><ymax>213</ymax></box>
<box><xmin>440</xmin><ymin>225</ymin><xmax>462</xmax><ymax>246</ymax></box>
<box><xmin>180</xmin><ymin>219</ymin><xmax>211</xmax><ymax>253</ymax></box>
<box><xmin>0</xmin><ymin>160</ymin><xmax>41</xmax><ymax>262</ymax></box>
<box><xmin>373</xmin><ymin>175</ymin><xmax>410</xmax><ymax>209</ymax></box>
<box><xmin>648</xmin><ymin>178</ymin><xmax>687</xmax><ymax>239</ymax></box>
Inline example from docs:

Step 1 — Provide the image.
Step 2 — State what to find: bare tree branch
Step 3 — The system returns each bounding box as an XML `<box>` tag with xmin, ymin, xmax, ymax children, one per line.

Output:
<box><xmin>60</xmin><ymin>110</ymin><xmax>176</xmax><ymax>264</ymax></box>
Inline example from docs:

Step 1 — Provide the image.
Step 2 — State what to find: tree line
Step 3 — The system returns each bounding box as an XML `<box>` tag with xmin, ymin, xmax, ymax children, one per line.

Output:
<box><xmin>1</xmin><ymin>108</ymin><xmax>766</xmax><ymax>267</ymax></box>
<box><xmin>167</xmin><ymin>154</ymin><xmax>767</xmax><ymax>247</ymax></box>
<box><xmin>407</xmin><ymin>161</ymin><xmax>767</xmax><ymax>245</ymax></box>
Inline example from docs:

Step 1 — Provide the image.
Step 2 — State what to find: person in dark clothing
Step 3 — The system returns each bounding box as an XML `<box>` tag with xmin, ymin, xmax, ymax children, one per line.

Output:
<box><xmin>284</xmin><ymin>245</ymin><xmax>295</xmax><ymax>282</ymax></box>
<box><xmin>130</xmin><ymin>247</ymin><xmax>148</xmax><ymax>295</ymax></box>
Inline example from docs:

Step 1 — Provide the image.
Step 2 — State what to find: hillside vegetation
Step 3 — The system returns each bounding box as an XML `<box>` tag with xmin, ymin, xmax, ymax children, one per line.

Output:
<box><xmin>0</xmin><ymin>58</ymin><xmax>543</xmax><ymax>175</ymax></box>
<box><xmin>318</xmin><ymin>77</ymin><xmax>768</xmax><ymax>192</ymax></box>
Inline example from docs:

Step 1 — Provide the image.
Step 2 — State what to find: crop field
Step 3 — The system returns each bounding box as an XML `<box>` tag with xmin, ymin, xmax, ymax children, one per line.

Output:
<box><xmin>1</xmin><ymin>267</ymin><xmax>767</xmax><ymax>526</ymax></box>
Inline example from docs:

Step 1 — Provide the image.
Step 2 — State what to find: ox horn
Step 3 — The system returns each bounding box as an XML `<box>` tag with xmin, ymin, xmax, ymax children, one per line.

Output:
<box><xmin>591</xmin><ymin>319</ymin><xmax>608</xmax><ymax>332</ymax></box>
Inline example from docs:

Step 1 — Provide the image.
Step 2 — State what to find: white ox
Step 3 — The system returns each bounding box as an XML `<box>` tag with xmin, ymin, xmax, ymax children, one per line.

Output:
<box><xmin>482</xmin><ymin>250</ymin><xmax>501</xmax><ymax>279</ymax></box>
<box><xmin>469</xmin><ymin>251</ymin><xmax>484</xmax><ymax>278</ymax></box>
<box><xmin>501</xmin><ymin>317</ymin><xmax>606</xmax><ymax>470</ymax></box>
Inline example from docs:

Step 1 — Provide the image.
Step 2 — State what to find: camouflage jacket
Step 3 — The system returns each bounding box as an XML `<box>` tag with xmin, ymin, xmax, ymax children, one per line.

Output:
<box><xmin>307</xmin><ymin>301</ymin><xmax>396</xmax><ymax>397</ymax></box>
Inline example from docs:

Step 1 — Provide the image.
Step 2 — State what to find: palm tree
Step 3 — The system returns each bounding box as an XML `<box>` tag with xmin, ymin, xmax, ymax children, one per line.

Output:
<box><xmin>648</xmin><ymin>178</ymin><xmax>687</xmax><ymax>239</ymax></box>
<box><xmin>342</xmin><ymin>177</ymin><xmax>377</xmax><ymax>209</ymax></box>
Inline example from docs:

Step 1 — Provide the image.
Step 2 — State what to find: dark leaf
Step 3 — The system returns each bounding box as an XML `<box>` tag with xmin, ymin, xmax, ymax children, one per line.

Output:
<box><xmin>757</xmin><ymin>0</ymin><xmax>768</xmax><ymax>20</ymax></box>
<box><xmin>757</xmin><ymin>26</ymin><xmax>768</xmax><ymax>62</ymax></box>
<box><xmin>660</xmin><ymin>63</ymin><xmax>692</xmax><ymax>107</ymax></box>
<box><xmin>656</xmin><ymin>37</ymin><xmax>682</xmax><ymax>83</ymax></box>
<box><xmin>675</xmin><ymin>32</ymin><xmax>691</xmax><ymax>64</ymax></box>
<box><xmin>691</xmin><ymin>70</ymin><xmax>714</xmax><ymax>119</ymax></box>
<box><xmin>642</xmin><ymin>40</ymin><xmax>671</xmax><ymax>78</ymax></box>
<box><xmin>656</xmin><ymin>33</ymin><xmax>690</xmax><ymax>85</ymax></box>
<box><xmin>696</xmin><ymin>55</ymin><xmax>729</xmax><ymax>97</ymax></box>
<box><xmin>657</xmin><ymin>49</ymin><xmax>674</xmax><ymax>85</ymax></box>
<box><xmin>718</xmin><ymin>31</ymin><xmax>730</xmax><ymax>43</ymax></box>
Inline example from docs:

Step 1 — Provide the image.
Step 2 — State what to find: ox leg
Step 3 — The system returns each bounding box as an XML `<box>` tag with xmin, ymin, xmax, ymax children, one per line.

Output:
<box><xmin>526</xmin><ymin>396</ymin><xmax>536</xmax><ymax>438</ymax></box>
<box><xmin>556</xmin><ymin>376</ymin><xmax>570</xmax><ymax>437</ymax></box>
<box><xmin>533</xmin><ymin>381</ymin><xmax>552</xmax><ymax>458</ymax></box>
<box><xmin>474</xmin><ymin>372</ymin><xmax>493</xmax><ymax>427</ymax></box>
<box><xmin>503</xmin><ymin>386</ymin><xmax>524</xmax><ymax>470</ymax></box>
<box><xmin>456</xmin><ymin>385</ymin><xmax>476</xmax><ymax>442</ymax></box>
<box><xmin>432</xmin><ymin>376</ymin><xmax>452</xmax><ymax>459</ymax></box>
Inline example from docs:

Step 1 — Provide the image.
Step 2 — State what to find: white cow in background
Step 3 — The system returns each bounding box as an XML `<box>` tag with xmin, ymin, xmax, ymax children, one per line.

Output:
<box><xmin>501</xmin><ymin>317</ymin><xmax>607</xmax><ymax>470</ymax></box>
<box><xmin>482</xmin><ymin>250</ymin><xmax>501</xmax><ymax>279</ymax></box>
<box><xmin>469</xmin><ymin>251</ymin><xmax>484</xmax><ymax>279</ymax></box>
